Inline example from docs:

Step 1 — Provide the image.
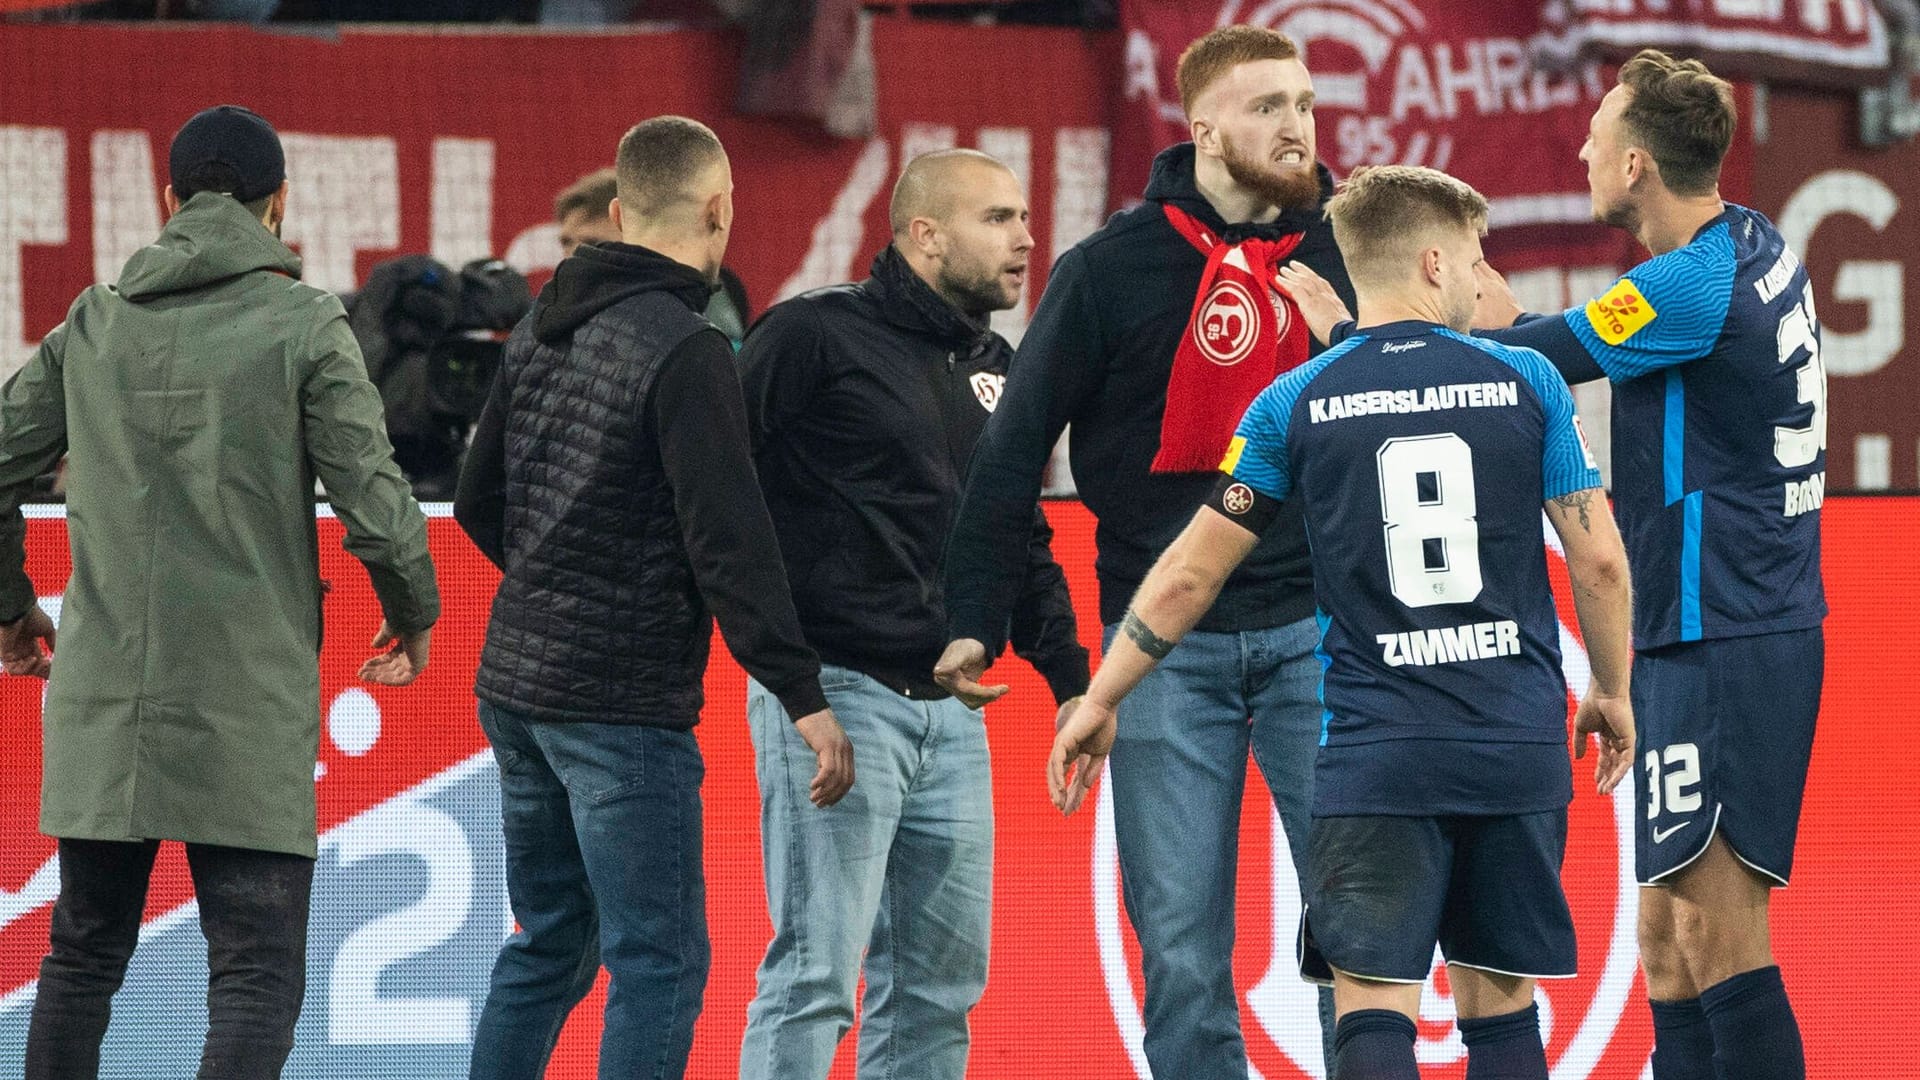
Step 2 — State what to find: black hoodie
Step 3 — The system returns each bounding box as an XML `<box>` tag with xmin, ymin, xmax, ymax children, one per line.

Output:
<box><xmin>456</xmin><ymin>242</ymin><xmax>829</xmax><ymax>727</ymax></box>
<box><xmin>739</xmin><ymin>246</ymin><xmax>1089</xmax><ymax>703</ymax></box>
<box><xmin>946</xmin><ymin>143</ymin><xmax>1358</xmax><ymax>649</ymax></box>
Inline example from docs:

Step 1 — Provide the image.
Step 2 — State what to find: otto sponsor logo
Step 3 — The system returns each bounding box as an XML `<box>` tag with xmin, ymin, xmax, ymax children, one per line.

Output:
<box><xmin>1198</xmin><ymin>279</ymin><xmax>1262</xmax><ymax>365</ymax></box>
<box><xmin>1584</xmin><ymin>279</ymin><xmax>1657</xmax><ymax>346</ymax></box>
<box><xmin>1090</xmin><ymin>535</ymin><xmax>1652</xmax><ymax>1078</ymax></box>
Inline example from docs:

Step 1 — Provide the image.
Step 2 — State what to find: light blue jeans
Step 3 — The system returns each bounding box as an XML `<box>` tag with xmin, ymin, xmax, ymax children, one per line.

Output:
<box><xmin>1105</xmin><ymin>617</ymin><xmax>1336</xmax><ymax>1078</ymax></box>
<box><xmin>739</xmin><ymin>665</ymin><xmax>993</xmax><ymax>1080</ymax></box>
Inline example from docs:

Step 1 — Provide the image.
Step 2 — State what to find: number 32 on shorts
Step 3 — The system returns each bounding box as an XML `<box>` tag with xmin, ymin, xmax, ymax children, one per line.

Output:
<box><xmin>1645</xmin><ymin>742</ymin><xmax>1703</xmax><ymax>819</ymax></box>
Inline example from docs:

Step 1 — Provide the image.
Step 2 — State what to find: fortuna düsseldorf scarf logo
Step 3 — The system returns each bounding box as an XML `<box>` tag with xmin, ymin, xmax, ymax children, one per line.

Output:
<box><xmin>1152</xmin><ymin>203</ymin><xmax>1310</xmax><ymax>474</ymax></box>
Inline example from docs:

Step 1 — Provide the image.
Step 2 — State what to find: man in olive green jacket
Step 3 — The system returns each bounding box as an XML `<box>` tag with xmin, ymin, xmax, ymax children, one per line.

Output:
<box><xmin>0</xmin><ymin>106</ymin><xmax>439</xmax><ymax>1080</ymax></box>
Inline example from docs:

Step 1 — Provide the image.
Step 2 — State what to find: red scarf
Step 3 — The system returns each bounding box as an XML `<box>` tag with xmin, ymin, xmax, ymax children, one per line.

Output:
<box><xmin>1152</xmin><ymin>203</ymin><xmax>1311</xmax><ymax>474</ymax></box>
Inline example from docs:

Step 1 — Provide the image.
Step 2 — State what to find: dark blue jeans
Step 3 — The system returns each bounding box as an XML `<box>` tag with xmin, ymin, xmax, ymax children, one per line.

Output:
<box><xmin>469</xmin><ymin>701</ymin><xmax>708</xmax><ymax>1080</ymax></box>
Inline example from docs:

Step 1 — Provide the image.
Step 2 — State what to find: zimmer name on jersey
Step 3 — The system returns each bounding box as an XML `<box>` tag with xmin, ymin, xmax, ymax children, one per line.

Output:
<box><xmin>1216</xmin><ymin>320</ymin><xmax>1601</xmax><ymax>818</ymax></box>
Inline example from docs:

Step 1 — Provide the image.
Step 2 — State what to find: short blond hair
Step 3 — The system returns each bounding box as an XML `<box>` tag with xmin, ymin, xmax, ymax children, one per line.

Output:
<box><xmin>1325</xmin><ymin>165</ymin><xmax>1489</xmax><ymax>286</ymax></box>
<box><xmin>1175</xmin><ymin>26</ymin><xmax>1299</xmax><ymax>118</ymax></box>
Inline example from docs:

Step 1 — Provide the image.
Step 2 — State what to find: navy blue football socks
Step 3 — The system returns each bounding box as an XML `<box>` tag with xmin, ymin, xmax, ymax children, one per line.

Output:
<box><xmin>1700</xmin><ymin>965</ymin><xmax>1805</xmax><ymax>1080</ymax></box>
<box><xmin>1649</xmin><ymin>995</ymin><xmax>1715</xmax><ymax>1080</ymax></box>
<box><xmin>1332</xmin><ymin>1009</ymin><xmax>1419</xmax><ymax>1080</ymax></box>
<box><xmin>1459</xmin><ymin>1003</ymin><xmax>1547</xmax><ymax>1080</ymax></box>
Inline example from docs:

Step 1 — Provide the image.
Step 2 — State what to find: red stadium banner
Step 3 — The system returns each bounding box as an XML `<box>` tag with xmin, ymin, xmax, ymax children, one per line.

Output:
<box><xmin>1113</xmin><ymin>0</ymin><xmax>1653</xmax><ymax>232</ymax></box>
<box><xmin>0</xmin><ymin>21</ymin><xmax>1119</xmax><ymax>378</ymax></box>
<box><xmin>1536</xmin><ymin>0</ymin><xmax>1895</xmax><ymax>89</ymax></box>
<box><xmin>1</xmin><ymin>500</ymin><xmax>1916</xmax><ymax>1078</ymax></box>
<box><xmin>8</xmin><ymin>17</ymin><xmax>1852</xmax><ymax>497</ymax></box>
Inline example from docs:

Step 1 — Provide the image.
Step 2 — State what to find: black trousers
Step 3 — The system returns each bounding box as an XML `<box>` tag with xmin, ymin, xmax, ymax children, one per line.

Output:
<box><xmin>23</xmin><ymin>838</ymin><xmax>314</xmax><ymax>1080</ymax></box>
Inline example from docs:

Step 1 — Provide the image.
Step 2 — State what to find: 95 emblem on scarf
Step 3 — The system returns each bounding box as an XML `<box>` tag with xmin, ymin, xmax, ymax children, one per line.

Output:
<box><xmin>1196</xmin><ymin>278</ymin><xmax>1261</xmax><ymax>366</ymax></box>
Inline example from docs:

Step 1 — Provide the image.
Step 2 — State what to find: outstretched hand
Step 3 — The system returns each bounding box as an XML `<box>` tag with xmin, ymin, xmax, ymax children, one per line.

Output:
<box><xmin>932</xmin><ymin>638</ymin><xmax>1010</xmax><ymax>709</ymax></box>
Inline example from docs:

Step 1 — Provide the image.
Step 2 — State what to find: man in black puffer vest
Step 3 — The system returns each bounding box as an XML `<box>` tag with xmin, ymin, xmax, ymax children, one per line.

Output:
<box><xmin>453</xmin><ymin>117</ymin><xmax>853</xmax><ymax>1080</ymax></box>
<box><xmin>735</xmin><ymin>149</ymin><xmax>1088</xmax><ymax>1080</ymax></box>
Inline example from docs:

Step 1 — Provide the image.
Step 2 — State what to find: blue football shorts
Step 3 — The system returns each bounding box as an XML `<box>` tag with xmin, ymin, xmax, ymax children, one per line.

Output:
<box><xmin>1632</xmin><ymin>626</ymin><xmax>1823</xmax><ymax>887</ymax></box>
<box><xmin>1298</xmin><ymin>809</ymin><xmax>1577</xmax><ymax>985</ymax></box>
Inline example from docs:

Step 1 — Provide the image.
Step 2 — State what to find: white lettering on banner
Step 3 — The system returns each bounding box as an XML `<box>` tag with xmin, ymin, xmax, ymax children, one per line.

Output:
<box><xmin>777</xmin><ymin>123</ymin><xmax>1108</xmax><ymax>341</ymax></box>
<box><xmin>1376</xmin><ymin>619</ymin><xmax>1521</xmax><ymax>667</ymax></box>
<box><xmin>279</xmin><ymin>133</ymin><xmax>401</xmax><ymax>295</ymax></box>
<box><xmin>1777</xmin><ymin>169</ymin><xmax>1904</xmax><ymax>376</ymax></box>
<box><xmin>1541</xmin><ymin>0</ymin><xmax>1887</xmax><ymax>75</ymax></box>
<box><xmin>1382</xmin><ymin>40</ymin><xmax>1607</xmax><ymax>124</ymax></box>
<box><xmin>430</xmin><ymin>137</ymin><xmax>494</xmax><ymax>270</ymax></box>
<box><xmin>90</xmin><ymin>131</ymin><xmax>161</xmax><ymax>289</ymax></box>
<box><xmin>1236</xmin><ymin>2</ymin><xmax>1607</xmax><ymax>195</ymax></box>
<box><xmin>328</xmin><ymin>800</ymin><xmax>473</xmax><ymax>1045</ymax></box>
<box><xmin>1051</xmin><ymin>127</ymin><xmax>1111</xmax><ymax>258</ymax></box>
<box><xmin>1</xmin><ymin>126</ymin><xmax>66</xmax><ymax>381</ymax></box>
<box><xmin>1856</xmin><ymin>432</ymin><xmax>1892</xmax><ymax>488</ymax></box>
<box><xmin>1308</xmin><ymin>380</ymin><xmax>1519</xmax><ymax>423</ymax></box>
<box><xmin>775</xmin><ymin>137</ymin><xmax>890</xmax><ymax>303</ymax></box>
<box><xmin>501</xmin><ymin>221</ymin><xmax>562</xmax><ymax>280</ymax></box>
<box><xmin>979</xmin><ymin>126</ymin><xmax>1033</xmax><ymax>344</ymax></box>
<box><xmin>1713</xmin><ymin>0</ymin><xmax>1869</xmax><ymax>33</ymax></box>
<box><xmin>899</xmin><ymin>121</ymin><xmax>958</xmax><ymax>165</ymax></box>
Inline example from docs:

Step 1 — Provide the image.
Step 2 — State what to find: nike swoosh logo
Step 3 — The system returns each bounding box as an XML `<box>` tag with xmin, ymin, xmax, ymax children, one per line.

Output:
<box><xmin>1652</xmin><ymin>821</ymin><xmax>1691</xmax><ymax>844</ymax></box>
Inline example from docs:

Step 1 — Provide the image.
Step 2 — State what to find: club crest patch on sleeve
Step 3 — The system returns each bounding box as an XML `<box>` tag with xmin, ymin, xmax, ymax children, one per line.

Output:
<box><xmin>1585</xmin><ymin>278</ymin><xmax>1657</xmax><ymax>346</ymax></box>
<box><xmin>1219</xmin><ymin>434</ymin><xmax>1247</xmax><ymax>475</ymax></box>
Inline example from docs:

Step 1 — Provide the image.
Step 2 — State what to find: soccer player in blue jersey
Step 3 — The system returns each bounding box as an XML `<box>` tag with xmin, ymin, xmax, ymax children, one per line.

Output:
<box><xmin>1050</xmin><ymin>165</ymin><xmax>1636</xmax><ymax>1080</ymax></box>
<box><xmin>1463</xmin><ymin>52</ymin><xmax>1826</xmax><ymax>1080</ymax></box>
<box><xmin>1282</xmin><ymin>52</ymin><xmax>1827</xmax><ymax>1080</ymax></box>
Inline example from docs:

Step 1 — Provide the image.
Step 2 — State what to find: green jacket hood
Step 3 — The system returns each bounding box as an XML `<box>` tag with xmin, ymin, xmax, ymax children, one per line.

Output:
<box><xmin>116</xmin><ymin>191</ymin><xmax>302</xmax><ymax>300</ymax></box>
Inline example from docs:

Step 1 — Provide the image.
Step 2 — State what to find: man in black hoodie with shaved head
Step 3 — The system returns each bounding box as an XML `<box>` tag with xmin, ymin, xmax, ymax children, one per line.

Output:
<box><xmin>454</xmin><ymin>116</ymin><xmax>853</xmax><ymax>1080</ymax></box>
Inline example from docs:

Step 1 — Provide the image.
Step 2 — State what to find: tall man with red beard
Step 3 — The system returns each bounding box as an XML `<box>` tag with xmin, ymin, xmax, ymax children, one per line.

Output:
<box><xmin>936</xmin><ymin>26</ymin><xmax>1356</xmax><ymax>1078</ymax></box>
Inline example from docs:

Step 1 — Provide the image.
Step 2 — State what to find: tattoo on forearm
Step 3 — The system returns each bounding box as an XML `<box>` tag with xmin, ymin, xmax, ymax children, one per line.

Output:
<box><xmin>1121</xmin><ymin>609</ymin><xmax>1176</xmax><ymax>660</ymax></box>
<box><xmin>1552</xmin><ymin>489</ymin><xmax>1594</xmax><ymax>534</ymax></box>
